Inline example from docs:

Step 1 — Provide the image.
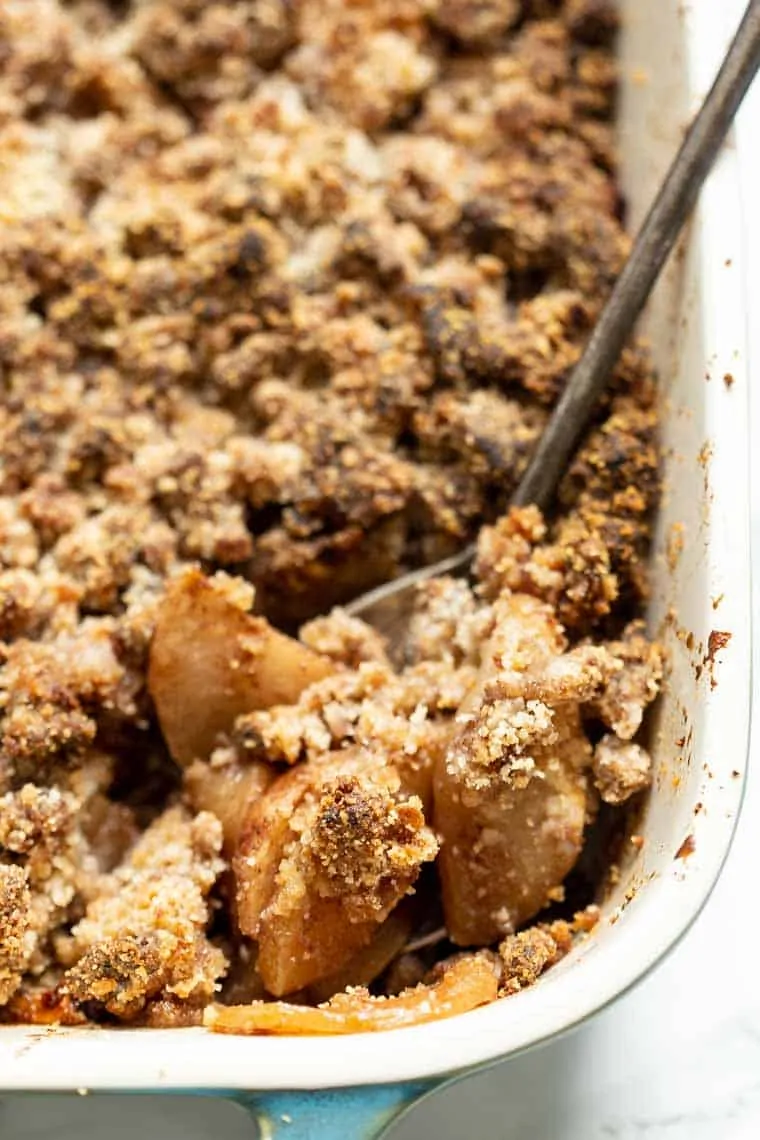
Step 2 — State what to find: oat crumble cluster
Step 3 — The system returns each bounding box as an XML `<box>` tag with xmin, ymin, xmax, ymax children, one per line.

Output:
<box><xmin>0</xmin><ymin>0</ymin><xmax>662</xmax><ymax>1033</ymax></box>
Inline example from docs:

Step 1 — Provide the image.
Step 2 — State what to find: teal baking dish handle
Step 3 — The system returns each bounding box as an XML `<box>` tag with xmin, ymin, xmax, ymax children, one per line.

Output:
<box><xmin>232</xmin><ymin>1080</ymin><xmax>440</xmax><ymax>1139</ymax></box>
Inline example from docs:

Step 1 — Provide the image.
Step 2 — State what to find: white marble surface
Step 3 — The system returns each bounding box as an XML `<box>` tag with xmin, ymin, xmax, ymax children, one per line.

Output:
<box><xmin>2</xmin><ymin>34</ymin><xmax>759</xmax><ymax>1140</ymax></box>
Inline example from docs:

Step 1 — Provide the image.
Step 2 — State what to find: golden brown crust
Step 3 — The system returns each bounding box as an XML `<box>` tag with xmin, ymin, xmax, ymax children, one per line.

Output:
<box><xmin>0</xmin><ymin>623</ymin><xmax>133</xmax><ymax>785</ymax></box>
<box><xmin>499</xmin><ymin>927</ymin><xmax>560</xmax><ymax>995</ymax></box>
<box><xmin>299</xmin><ymin>609</ymin><xmax>391</xmax><ymax>669</ymax></box>
<box><xmin>0</xmin><ymin>781</ymin><xmax>98</xmax><ymax>988</ymax></box>
<box><xmin>233</xmin><ymin>656</ymin><xmax>472</xmax><ymax>805</ymax></box>
<box><xmin>0</xmin><ymin>0</ymin><xmax>645</xmax><ymax>636</ymax></box>
<box><xmin>591</xmin><ymin>620</ymin><xmax>663</xmax><ymax>738</ymax></box>
<box><xmin>61</xmin><ymin>806</ymin><xmax>226</xmax><ymax>1016</ymax></box>
<box><xmin>476</xmin><ymin>506</ymin><xmax>619</xmax><ymax>634</ymax></box>
<box><xmin>498</xmin><ymin>904</ymin><xmax>599</xmax><ymax>995</ymax></box>
<box><xmin>307</xmin><ymin>776</ymin><xmax>435</xmax><ymax>921</ymax></box>
<box><xmin>0</xmin><ymin>865</ymin><xmax>30</xmax><ymax>1006</ymax></box>
<box><xmin>592</xmin><ymin>734</ymin><xmax>652</xmax><ymax>805</ymax></box>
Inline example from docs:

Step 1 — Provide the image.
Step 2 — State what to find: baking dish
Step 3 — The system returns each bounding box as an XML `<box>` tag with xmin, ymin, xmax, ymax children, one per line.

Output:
<box><xmin>0</xmin><ymin>1</ymin><xmax>751</xmax><ymax>1136</ymax></box>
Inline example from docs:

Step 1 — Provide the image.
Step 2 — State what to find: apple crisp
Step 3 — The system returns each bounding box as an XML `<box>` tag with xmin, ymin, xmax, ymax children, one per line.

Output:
<box><xmin>0</xmin><ymin>0</ymin><xmax>661</xmax><ymax>1033</ymax></box>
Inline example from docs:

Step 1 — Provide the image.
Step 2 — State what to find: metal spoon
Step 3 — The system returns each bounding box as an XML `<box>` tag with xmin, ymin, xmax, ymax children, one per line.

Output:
<box><xmin>345</xmin><ymin>0</ymin><xmax>760</xmax><ymax>646</ymax></box>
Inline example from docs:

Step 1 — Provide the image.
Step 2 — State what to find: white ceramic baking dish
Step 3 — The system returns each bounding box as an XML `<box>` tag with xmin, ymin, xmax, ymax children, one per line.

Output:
<box><xmin>0</xmin><ymin>2</ymin><xmax>752</xmax><ymax>1136</ymax></box>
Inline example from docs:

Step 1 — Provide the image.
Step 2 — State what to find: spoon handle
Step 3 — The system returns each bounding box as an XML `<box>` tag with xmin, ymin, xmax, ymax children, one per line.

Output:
<box><xmin>512</xmin><ymin>0</ymin><xmax>760</xmax><ymax>512</ymax></box>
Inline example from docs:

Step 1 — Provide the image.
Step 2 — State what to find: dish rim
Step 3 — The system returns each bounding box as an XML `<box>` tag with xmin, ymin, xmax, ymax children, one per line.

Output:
<box><xmin>0</xmin><ymin>1</ymin><xmax>752</xmax><ymax>1093</ymax></box>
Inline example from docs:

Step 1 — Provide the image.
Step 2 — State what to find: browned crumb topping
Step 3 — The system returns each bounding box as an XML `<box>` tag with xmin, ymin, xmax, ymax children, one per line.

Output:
<box><xmin>0</xmin><ymin>622</ymin><xmax>138</xmax><ymax>786</ymax></box>
<box><xmin>308</xmin><ymin>776</ymin><xmax>437</xmax><ymax>922</ymax></box>
<box><xmin>405</xmin><ymin>577</ymin><xmax>490</xmax><ymax>666</ymax></box>
<box><xmin>590</xmin><ymin>621</ymin><xmax>664</xmax><ymax>739</ymax></box>
<box><xmin>0</xmin><ymin>781</ymin><xmax>98</xmax><ymax>993</ymax></box>
<box><xmin>140</xmin><ymin>996</ymin><xmax>206</xmax><ymax>1029</ymax></box>
<box><xmin>300</xmin><ymin>610</ymin><xmax>390</xmax><ymax>669</ymax></box>
<box><xmin>498</xmin><ymin>905</ymin><xmax>599</xmax><ymax>995</ymax></box>
<box><xmin>0</xmin><ymin>0</ymin><xmax>662</xmax><ymax>1028</ymax></box>
<box><xmin>65</xmin><ymin>934</ymin><xmax>171</xmax><ymax>1017</ymax></box>
<box><xmin>448</xmin><ymin>697</ymin><xmax>559</xmax><ymax>791</ymax></box>
<box><xmin>61</xmin><ymin>807</ymin><xmax>226</xmax><ymax>1016</ymax></box>
<box><xmin>499</xmin><ymin>927</ymin><xmax>560</xmax><ymax>995</ymax></box>
<box><xmin>0</xmin><ymin>865</ymin><xmax>30</xmax><ymax>1006</ymax></box>
<box><xmin>475</xmin><ymin>505</ymin><xmax>620</xmax><ymax>632</ymax></box>
<box><xmin>65</xmin><ymin>932</ymin><xmax>224</xmax><ymax>1019</ymax></box>
<box><xmin>0</xmin><ymin>0</ymin><xmax>657</xmax><ymax>631</ymax></box>
<box><xmin>592</xmin><ymin>734</ymin><xmax>652</xmax><ymax>805</ymax></box>
<box><xmin>234</xmin><ymin>657</ymin><xmax>475</xmax><ymax>777</ymax></box>
<box><xmin>0</xmin><ymin>783</ymin><xmax>77</xmax><ymax>855</ymax></box>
